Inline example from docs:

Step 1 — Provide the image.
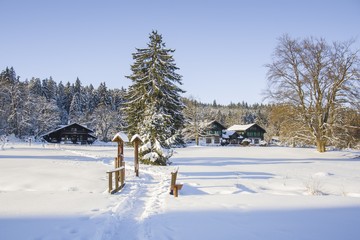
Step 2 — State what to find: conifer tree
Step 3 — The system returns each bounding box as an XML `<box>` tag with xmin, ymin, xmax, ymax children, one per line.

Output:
<box><xmin>69</xmin><ymin>93</ymin><xmax>82</xmax><ymax>123</ymax></box>
<box><xmin>96</xmin><ymin>82</ymin><xmax>111</xmax><ymax>107</ymax></box>
<box><xmin>41</xmin><ymin>77</ymin><xmax>57</xmax><ymax>101</ymax></box>
<box><xmin>28</xmin><ymin>78</ymin><xmax>42</xmax><ymax>96</ymax></box>
<box><xmin>124</xmin><ymin>31</ymin><xmax>185</xmax><ymax>165</ymax></box>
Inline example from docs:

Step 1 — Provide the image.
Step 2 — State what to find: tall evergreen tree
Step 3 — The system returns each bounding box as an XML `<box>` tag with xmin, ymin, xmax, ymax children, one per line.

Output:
<box><xmin>96</xmin><ymin>82</ymin><xmax>111</xmax><ymax>107</ymax></box>
<box><xmin>56</xmin><ymin>81</ymin><xmax>69</xmax><ymax>124</ymax></box>
<box><xmin>124</xmin><ymin>31</ymin><xmax>185</xmax><ymax>165</ymax></box>
<box><xmin>69</xmin><ymin>93</ymin><xmax>82</xmax><ymax>123</ymax></box>
<box><xmin>0</xmin><ymin>68</ymin><xmax>22</xmax><ymax>136</ymax></box>
<box><xmin>41</xmin><ymin>77</ymin><xmax>57</xmax><ymax>101</ymax></box>
<box><xmin>74</xmin><ymin>77</ymin><xmax>82</xmax><ymax>95</ymax></box>
<box><xmin>28</xmin><ymin>78</ymin><xmax>42</xmax><ymax>96</ymax></box>
<box><xmin>63</xmin><ymin>82</ymin><xmax>74</xmax><ymax>115</ymax></box>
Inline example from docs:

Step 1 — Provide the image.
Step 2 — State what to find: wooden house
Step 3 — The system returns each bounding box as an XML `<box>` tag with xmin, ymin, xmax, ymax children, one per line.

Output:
<box><xmin>199</xmin><ymin>120</ymin><xmax>227</xmax><ymax>145</ymax></box>
<box><xmin>227</xmin><ymin>123</ymin><xmax>266</xmax><ymax>144</ymax></box>
<box><xmin>42</xmin><ymin>123</ymin><xmax>97</xmax><ymax>144</ymax></box>
<box><xmin>221</xmin><ymin>130</ymin><xmax>242</xmax><ymax>145</ymax></box>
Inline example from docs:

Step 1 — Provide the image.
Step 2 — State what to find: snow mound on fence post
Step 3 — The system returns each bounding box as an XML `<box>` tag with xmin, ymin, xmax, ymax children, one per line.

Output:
<box><xmin>112</xmin><ymin>132</ymin><xmax>129</xmax><ymax>142</ymax></box>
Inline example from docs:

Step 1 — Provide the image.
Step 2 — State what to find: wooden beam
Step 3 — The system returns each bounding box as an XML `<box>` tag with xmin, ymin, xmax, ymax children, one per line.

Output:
<box><xmin>107</xmin><ymin>166</ymin><xmax>126</xmax><ymax>194</ymax></box>
<box><xmin>108</xmin><ymin>172</ymin><xmax>112</xmax><ymax>193</ymax></box>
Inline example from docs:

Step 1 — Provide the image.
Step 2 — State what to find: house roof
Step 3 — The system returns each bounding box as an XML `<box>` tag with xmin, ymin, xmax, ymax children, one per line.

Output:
<box><xmin>204</xmin><ymin>120</ymin><xmax>226</xmax><ymax>129</ymax></box>
<box><xmin>112</xmin><ymin>131</ymin><xmax>129</xmax><ymax>143</ymax></box>
<box><xmin>41</xmin><ymin>123</ymin><xmax>95</xmax><ymax>137</ymax></box>
<box><xmin>227</xmin><ymin>123</ymin><xmax>256</xmax><ymax>131</ymax></box>
<box><xmin>222</xmin><ymin>130</ymin><xmax>243</xmax><ymax>139</ymax></box>
<box><xmin>222</xmin><ymin>130</ymin><xmax>236</xmax><ymax>138</ymax></box>
<box><xmin>130</xmin><ymin>134</ymin><xmax>142</xmax><ymax>143</ymax></box>
<box><xmin>227</xmin><ymin>123</ymin><xmax>266</xmax><ymax>132</ymax></box>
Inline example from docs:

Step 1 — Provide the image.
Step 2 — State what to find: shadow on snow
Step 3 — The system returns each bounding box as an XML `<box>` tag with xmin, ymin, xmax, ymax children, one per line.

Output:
<box><xmin>2</xmin><ymin>206</ymin><xmax>359</xmax><ymax>240</ymax></box>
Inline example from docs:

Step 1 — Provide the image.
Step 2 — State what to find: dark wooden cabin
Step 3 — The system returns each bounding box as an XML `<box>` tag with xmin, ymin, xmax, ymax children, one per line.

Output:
<box><xmin>42</xmin><ymin>123</ymin><xmax>97</xmax><ymax>144</ymax></box>
<box><xmin>221</xmin><ymin>130</ymin><xmax>242</xmax><ymax>145</ymax></box>
<box><xmin>227</xmin><ymin>123</ymin><xmax>266</xmax><ymax>144</ymax></box>
<box><xmin>200</xmin><ymin>120</ymin><xmax>227</xmax><ymax>145</ymax></box>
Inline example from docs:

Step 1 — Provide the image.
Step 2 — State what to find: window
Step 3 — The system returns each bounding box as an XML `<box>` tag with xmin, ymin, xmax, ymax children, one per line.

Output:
<box><xmin>206</xmin><ymin>138</ymin><xmax>212</xmax><ymax>144</ymax></box>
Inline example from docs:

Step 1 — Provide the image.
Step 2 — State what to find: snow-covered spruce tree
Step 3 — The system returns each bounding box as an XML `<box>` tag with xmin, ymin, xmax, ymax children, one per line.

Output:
<box><xmin>124</xmin><ymin>31</ymin><xmax>185</xmax><ymax>166</ymax></box>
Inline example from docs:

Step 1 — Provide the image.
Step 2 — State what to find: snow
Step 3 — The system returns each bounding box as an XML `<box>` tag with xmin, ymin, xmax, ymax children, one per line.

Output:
<box><xmin>112</xmin><ymin>132</ymin><xmax>129</xmax><ymax>143</ymax></box>
<box><xmin>130</xmin><ymin>134</ymin><xmax>142</xmax><ymax>143</ymax></box>
<box><xmin>1</xmin><ymin>143</ymin><xmax>360</xmax><ymax>240</ymax></box>
<box><xmin>227</xmin><ymin>123</ymin><xmax>256</xmax><ymax>131</ymax></box>
<box><xmin>222</xmin><ymin>130</ymin><xmax>236</xmax><ymax>138</ymax></box>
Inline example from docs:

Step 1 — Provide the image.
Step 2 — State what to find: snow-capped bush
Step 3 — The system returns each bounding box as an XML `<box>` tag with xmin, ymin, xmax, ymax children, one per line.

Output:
<box><xmin>241</xmin><ymin>138</ymin><xmax>251</xmax><ymax>146</ymax></box>
<box><xmin>259</xmin><ymin>140</ymin><xmax>268</xmax><ymax>146</ymax></box>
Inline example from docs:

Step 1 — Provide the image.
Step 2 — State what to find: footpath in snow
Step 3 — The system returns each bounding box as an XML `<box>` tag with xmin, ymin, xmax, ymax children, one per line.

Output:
<box><xmin>1</xmin><ymin>143</ymin><xmax>360</xmax><ymax>240</ymax></box>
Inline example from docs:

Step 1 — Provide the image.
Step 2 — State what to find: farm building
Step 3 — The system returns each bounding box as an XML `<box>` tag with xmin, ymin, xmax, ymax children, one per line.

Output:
<box><xmin>227</xmin><ymin>123</ymin><xmax>266</xmax><ymax>144</ymax></box>
<box><xmin>42</xmin><ymin>123</ymin><xmax>97</xmax><ymax>144</ymax></box>
<box><xmin>199</xmin><ymin>120</ymin><xmax>227</xmax><ymax>145</ymax></box>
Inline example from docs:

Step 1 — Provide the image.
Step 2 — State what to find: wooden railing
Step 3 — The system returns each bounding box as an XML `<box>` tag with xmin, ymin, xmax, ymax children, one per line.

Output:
<box><xmin>107</xmin><ymin>163</ymin><xmax>125</xmax><ymax>194</ymax></box>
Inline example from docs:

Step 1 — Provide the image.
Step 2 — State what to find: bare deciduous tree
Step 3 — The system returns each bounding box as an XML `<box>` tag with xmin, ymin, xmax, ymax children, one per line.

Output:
<box><xmin>265</xmin><ymin>35</ymin><xmax>360</xmax><ymax>152</ymax></box>
<box><xmin>182</xmin><ymin>97</ymin><xmax>207</xmax><ymax>145</ymax></box>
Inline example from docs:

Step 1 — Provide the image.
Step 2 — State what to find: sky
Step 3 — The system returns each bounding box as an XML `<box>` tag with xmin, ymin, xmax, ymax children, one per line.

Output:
<box><xmin>1</xmin><ymin>0</ymin><xmax>359</xmax><ymax>105</ymax></box>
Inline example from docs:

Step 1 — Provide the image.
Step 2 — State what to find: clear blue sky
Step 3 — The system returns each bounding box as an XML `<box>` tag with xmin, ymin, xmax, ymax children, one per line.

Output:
<box><xmin>1</xmin><ymin>0</ymin><xmax>359</xmax><ymax>105</ymax></box>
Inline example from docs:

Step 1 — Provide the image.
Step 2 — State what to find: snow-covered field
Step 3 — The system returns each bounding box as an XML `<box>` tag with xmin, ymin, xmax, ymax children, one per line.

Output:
<box><xmin>1</xmin><ymin>142</ymin><xmax>360</xmax><ymax>240</ymax></box>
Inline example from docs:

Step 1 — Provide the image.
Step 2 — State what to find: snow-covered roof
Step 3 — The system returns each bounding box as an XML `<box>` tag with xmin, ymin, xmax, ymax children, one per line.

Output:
<box><xmin>222</xmin><ymin>130</ymin><xmax>236</xmax><ymax>138</ymax></box>
<box><xmin>130</xmin><ymin>134</ymin><xmax>142</xmax><ymax>143</ymax></box>
<box><xmin>112</xmin><ymin>132</ymin><xmax>129</xmax><ymax>142</ymax></box>
<box><xmin>227</xmin><ymin>123</ymin><xmax>256</xmax><ymax>131</ymax></box>
<box><xmin>202</xmin><ymin>120</ymin><xmax>226</xmax><ymax>129</ymax></box>
<box><xmin>40</xmin><ymin>122</ymin><xmax>95</xmax><ymax>137</ymax></box>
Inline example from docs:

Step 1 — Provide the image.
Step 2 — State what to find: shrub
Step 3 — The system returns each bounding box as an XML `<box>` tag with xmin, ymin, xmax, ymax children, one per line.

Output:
<box><xmin>241</xmin><ymin>139</ymin><xmax>251</xmax><ymax>146</ymax></box>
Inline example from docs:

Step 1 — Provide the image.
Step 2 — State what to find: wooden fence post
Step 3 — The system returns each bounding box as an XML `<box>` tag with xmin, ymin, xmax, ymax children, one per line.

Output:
<box><xmin>134</xmin><ymin>141</ymin><xmax>139</xmax><ymax>177</ymax></box>
<box><xmin>108</xmin><ymin>172</ymin><xmax>112</xmax><ymax>193</ymax></box>
<box><xmin>115</xmin><ymin>171</ymin><xmax>119</xmax><ymax>190</ymax></box>
<box><xmin>131</xmin><ymin>134</ymin><xmax>142</xmax><ymax>177</ymax></box>
<box><xmin>107</xmin><ymin>166</ymin><xmax>125</xmax><ymax>194</ymax></box>
<box><xmin>110</xmin><ymin>132</ymin><xmax>129</xmax><ymax>193</ymax></box>
<box><xmin>120</xmin><ymin>162</ymin><xmax>125</xmax><ymax>187</ymax></box>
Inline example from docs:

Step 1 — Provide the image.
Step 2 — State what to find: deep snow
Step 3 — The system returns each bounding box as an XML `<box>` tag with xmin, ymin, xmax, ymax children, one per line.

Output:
<box><xmin>0</xmin><ymin>143</ymin><xmax>359</xmax><ymax>240</ymax></box>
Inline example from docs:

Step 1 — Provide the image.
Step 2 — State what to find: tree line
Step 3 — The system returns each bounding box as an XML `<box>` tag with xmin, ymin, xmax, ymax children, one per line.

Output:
<box><xmin>0</xmin><ymin>67</ymin><xmax>126</xmax><ymax>141</ymax></box>
<box><xmin>0</xmin><ymin>65</ymin><xmax>359</xmax><ymax>151</ymax></box>
<box><xmin>1</xmin><ymin>32</ymin><xmax>359</xmax><ymax>159</ymax></box>
<box><xmin>0</xmin><ymin>66</ymin><xmax>271</xmax><ymax>142</ymax></box>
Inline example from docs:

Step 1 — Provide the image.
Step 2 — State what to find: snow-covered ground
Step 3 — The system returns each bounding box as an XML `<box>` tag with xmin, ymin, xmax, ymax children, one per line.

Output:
<box><xmin>1</xmin><ymin>143</ymin><xmax>359</xmax><ymax>240</ymax></box>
